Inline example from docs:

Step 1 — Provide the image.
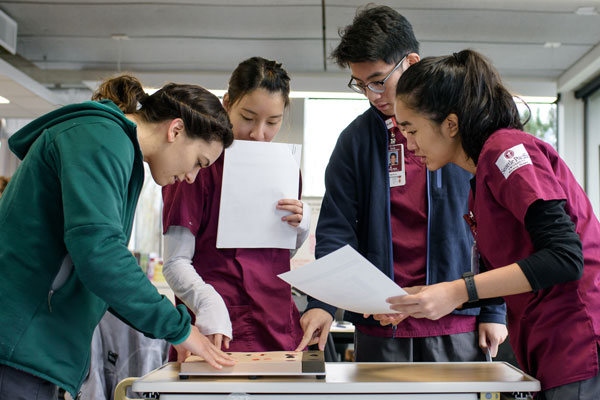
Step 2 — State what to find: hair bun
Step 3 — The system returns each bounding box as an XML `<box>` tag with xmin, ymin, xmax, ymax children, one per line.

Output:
<box><xmin>92</xmin><ymin>74</ymin><xmax>146</xmax><ymax>113</ymax></box>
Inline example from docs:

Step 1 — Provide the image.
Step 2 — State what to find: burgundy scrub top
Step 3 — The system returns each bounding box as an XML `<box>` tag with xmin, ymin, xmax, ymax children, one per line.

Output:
<box><xmin>471</xmin><ymin>128</ymin><xmax>600</xmax><ymax>390</ymax></box>
<box><xmin>162</xmin><ymin>153</ymin><xmax>303</xmax><ymax>352</ymax></box>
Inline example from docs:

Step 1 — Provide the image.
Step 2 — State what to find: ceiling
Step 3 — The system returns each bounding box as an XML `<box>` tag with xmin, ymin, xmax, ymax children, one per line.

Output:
<box><xmin>0</xmin><ymin>0</ymin><xmax>600</xmax><ymax>118</ymax></box>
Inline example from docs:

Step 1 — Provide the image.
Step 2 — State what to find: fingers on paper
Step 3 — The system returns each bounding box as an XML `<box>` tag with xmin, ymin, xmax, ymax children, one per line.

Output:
<box><xmin>277</xmin><ymin>199</ymin><xmax>303</xmax><ymax>220</ymax></box>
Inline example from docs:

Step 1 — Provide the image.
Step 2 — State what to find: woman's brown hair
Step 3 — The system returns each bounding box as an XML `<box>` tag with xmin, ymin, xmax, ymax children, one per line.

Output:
<box><xmin>93</xmin><ymin>74</ymin><xmax>233</xmax><ymax>148</ymax></box>
<box><xmin>0</xmin><ymin>176</ymin><xmax>10</xmax><ymax>195</ymax></box>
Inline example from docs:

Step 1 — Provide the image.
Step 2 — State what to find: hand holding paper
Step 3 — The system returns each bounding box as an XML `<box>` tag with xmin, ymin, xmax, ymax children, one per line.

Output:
<box><xmin>278</xmin><ymin>245</ymin><xmax>406</xmax><ymax>315</ymax></box>
<box><xmin>216</xmin><ymin>140</ymin><xmax>302</xmax><ymax>249</ymax></box>
<box><xmin>276</xmin><ymin>198</ymin><xmax>304</xmax><ymax>227</ymax></box>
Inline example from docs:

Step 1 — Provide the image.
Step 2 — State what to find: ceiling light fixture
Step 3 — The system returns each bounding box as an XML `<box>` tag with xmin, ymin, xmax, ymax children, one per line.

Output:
<box><xmin>111</xmin><ymin>34</ymin><xmax>130</xmax><ymax>41</ymax></box>
<box><xmin>575</xmin><ymin>6</ymin><xmax>598</xmax><ymax>15</ymax></box>
<box><xmin>111</xmin><ymin>34</ymin><xmax>130</xmax><ymax>72</ymax></box>
<box><xmin>0</xmin><ymin>95</ymin><xmax>10</xmax><ymax>104</ymax></box>
<box><xmin>543</xmin><ymin>42</ymin><xmax>562</xmax><ymax>48</ymax></box>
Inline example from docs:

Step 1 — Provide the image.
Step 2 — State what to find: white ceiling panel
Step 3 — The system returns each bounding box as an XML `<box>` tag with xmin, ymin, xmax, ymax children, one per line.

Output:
<box><xmin>420</xmin><ymin>42</ymin><xmax>591</xmax><ymax>78</ymax></box>
<box><xmin>0</xmin><ymin>0</ymin><xmax>598</xmax><ymax>118</ymax></box>
<box><xmin>405</xmin><ymin>11</ymin><xmax>600</xmax><ymax>45</ymax></box>
<box><xmin>326</xmin><ymin>0</ymin><xmax>600</xmax><ymax>14</ymax></box>
<box><xmin>11</xmin><ymin>3</ymin><xmax>322</xmax><ymax>38</ymax></box>
<box><xmin>18</xmin><ymin>37</ymin><xmax>325</xmax><ymax>72</ymax></box>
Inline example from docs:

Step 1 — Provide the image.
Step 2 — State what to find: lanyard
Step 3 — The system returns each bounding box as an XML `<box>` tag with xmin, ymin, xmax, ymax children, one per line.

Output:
<box><xmin>463</xmin><ymin>211</ymin><xmax>480</xmax><ymax>274</ymax></box>
<box><xmin>385</xmin><ymin>117</ymin><xmax>405</xmax><ymax>187</ymax></box>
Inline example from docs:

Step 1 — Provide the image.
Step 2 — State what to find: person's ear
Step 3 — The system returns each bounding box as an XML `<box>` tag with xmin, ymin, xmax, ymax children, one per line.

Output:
<box><xmin>406</xmin><ymin>53</ymin><xmax>420</xmax><ymax>67</ymax></box>
<box><xmin>446</xmin><ymin>114</ymin><xmax>459</xmax><ymax>138</ymax></box>
<box><xmin>167</xmin><ymin>118</ymin><xmax>185</xmax><ymax>143</ymax></box>
<box><xmin>222</xmin><ymin>93</ymin><xmax>230</xmax><ymax>112</ymax></box>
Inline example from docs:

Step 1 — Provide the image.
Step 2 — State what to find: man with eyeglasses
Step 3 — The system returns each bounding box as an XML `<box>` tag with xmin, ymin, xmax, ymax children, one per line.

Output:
<box><xmin>295</xmin><ymin>4</ymin><xmax>508</xmax><ymax>364</ymax></box>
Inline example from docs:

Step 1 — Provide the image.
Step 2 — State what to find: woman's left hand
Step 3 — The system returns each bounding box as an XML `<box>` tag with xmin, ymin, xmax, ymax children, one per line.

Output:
<box><xmin>207</xmin><ymin>333</ymin><xmax>231</xmax><ymax>351</ymax></box>
<box><xmin>386</xmin><ymin>281</ymin><xmax>466</xmax><ymax>320</ymax></box>
<box><xmin>369</xmin><ymin>313</ymin><xmax>409</xmax><ymax>326</ymax></box>
<box><xmin>277</xmin><ymin>199</ymin><xmax>303</xmax><ymax>227</ymax></box>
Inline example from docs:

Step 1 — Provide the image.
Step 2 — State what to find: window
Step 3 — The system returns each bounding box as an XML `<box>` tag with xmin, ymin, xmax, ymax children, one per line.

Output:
<box><xmin>130</xmin><ymin>164</ymin><xmax>163</xmax><ymax>256</ymax></box>
<box><xmin>517</xmin><ymin>100</ymin><xmax>558</xmax><ymax>149</ymax></box>
<box><xmin>303</xmin><ymin>98</ymin><xmax>370</xmax><ymax>196</ymax></box>
<box><xmin>303</xmin><ymin>98</ymin><xmax>558</xmax><ymax>197</ymax></box>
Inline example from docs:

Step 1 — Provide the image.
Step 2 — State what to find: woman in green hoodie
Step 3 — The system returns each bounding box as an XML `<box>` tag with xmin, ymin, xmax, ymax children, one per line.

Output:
<box><xmin>0</xmin><ymin>75</ymin><xmax>235</xmax><ymax>399</ymax></box>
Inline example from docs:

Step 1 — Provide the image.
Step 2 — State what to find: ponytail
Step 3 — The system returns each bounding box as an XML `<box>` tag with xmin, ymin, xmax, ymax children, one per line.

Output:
<box><xmin>92</xmin><ymin>74</ymin><xmax>148</xmax><ymax>114</ymax></box>
<box><xmin>396</xmin><ymin>49</ymin><xmax>522</xmax><ymax>164</ymax></box>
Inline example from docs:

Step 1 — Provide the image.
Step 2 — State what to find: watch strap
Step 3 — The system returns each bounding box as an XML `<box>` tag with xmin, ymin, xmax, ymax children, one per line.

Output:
<box><xmin>462</xmin><ymin>272</ymin><xmax>479</xmax><ymax>303</ymax></box>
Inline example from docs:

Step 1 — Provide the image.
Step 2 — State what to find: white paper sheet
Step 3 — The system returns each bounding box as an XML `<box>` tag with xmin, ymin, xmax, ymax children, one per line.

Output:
<box><xmin>216</xmin><ymin>140</ymin><xmax>301</xmax><ymax>249</ymax></box>
<box><xmin>278</xmin><ymin>245</ymin><xmax>407</xmax><ymax>314</ymax></box>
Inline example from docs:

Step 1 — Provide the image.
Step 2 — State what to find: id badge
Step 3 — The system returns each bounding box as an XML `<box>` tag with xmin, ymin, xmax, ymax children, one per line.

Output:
<box><xmin>388</xmin><ymin>143</ymin><xmax>405</xmax><ymax>187</ymax></box>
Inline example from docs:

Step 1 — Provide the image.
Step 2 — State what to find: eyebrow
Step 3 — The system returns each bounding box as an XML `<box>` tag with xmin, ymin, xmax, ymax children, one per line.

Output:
<box><xmin>351</xmin><ymin>71</ymin><xmax>386</xmax><ymax>82</ymax></box>
<box><xmin>240</xmin><ymin>108</ymin><xmax>283</xmax><ymax>119</ymax></box>
<box><xmin>398</xmin><ymin>121</ymin><xmax>413</xmax><ymax>127</ymax></box>
<box><xmin>241</xmin><ymin>108</ymin><xmax>257</xmax><ymax>115</ymax></box>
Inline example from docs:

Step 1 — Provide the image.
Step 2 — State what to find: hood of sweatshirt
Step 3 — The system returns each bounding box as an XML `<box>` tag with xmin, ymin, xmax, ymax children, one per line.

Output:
<box><xmin>8</xmin><ymin>99</ymin><xmax>137</xmax><ymax>160</ymax></box>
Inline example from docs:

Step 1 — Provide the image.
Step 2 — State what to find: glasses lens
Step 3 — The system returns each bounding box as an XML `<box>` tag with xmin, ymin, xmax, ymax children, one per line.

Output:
<box><xmin>349</xmin><ymin>82</ymin><xmax>366</xmax><ymax>94</ymax></box>
<box><xmin>367</xmin><ymin>82</ymin><xmax>385</xmax><ymax>93</ymax></box>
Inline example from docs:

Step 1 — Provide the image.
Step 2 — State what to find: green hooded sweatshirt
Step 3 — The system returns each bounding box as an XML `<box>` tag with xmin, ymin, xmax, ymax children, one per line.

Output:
<box><xmin>0</xmin><ymin>100</ymin><xmax>191</xmax><ymax>398</ymax></box>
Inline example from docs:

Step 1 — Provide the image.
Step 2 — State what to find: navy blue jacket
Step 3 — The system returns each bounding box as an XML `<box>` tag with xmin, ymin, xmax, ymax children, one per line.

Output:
<box><xmin>306</xmin><ymin>106</ymin><xmax>506</xmax><ymax>327</ymax></box>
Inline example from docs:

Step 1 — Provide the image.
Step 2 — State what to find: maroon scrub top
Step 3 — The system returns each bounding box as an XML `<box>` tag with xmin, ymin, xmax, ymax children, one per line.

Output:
<box><xmin>162</xmin><ymin>153</ymin><xmax>303</xmax><ymax>352</ymax></box>
<box><xmin>471</xmin><ymin>128</ymin><xmax>600</xmax><ymax>390</ymax></box>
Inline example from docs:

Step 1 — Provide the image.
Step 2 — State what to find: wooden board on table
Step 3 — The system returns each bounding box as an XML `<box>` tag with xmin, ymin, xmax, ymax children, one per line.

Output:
<box><xmin>179</xmin><ymin>350</ymin><xmax>325</xmax><ymax>377</ymax></box>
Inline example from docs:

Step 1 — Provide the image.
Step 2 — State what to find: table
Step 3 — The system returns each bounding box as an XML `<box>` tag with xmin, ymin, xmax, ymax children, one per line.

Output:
<box><xmin>329</xmin><ymin>321</ymin><xmax>354</xmax><ymax>361</ymax></box>
<box><xmin>119</xmin><ymin>361</ymin><xmax>540</xmax><ymax>399</ymax></box>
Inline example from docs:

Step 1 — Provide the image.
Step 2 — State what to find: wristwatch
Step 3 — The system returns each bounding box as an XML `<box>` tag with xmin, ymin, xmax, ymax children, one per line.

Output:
<box><xmin>462</xmin><ymin>271</ymin><xmax>479</xmax><ymax>303</ymax></box>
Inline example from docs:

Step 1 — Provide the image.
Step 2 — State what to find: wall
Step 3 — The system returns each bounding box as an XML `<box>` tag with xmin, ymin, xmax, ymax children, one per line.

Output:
<box><xmin>558</xmin><ymin>91</ymin><xmax>585</xmax><ymax>183</ymax></box>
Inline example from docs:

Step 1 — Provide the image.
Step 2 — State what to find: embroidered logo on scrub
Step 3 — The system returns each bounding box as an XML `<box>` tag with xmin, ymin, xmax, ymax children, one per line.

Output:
<box><xmin>495</xmin><ymin>143</ymin><xmax>532</xmax><ymax>179</ymax></box>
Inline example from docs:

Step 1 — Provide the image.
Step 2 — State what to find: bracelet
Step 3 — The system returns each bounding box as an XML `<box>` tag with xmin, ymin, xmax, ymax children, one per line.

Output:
<box><xmin>462</xmin><ymin>271</ymin><xmax>479</xmax><ymax>303</ymax></box>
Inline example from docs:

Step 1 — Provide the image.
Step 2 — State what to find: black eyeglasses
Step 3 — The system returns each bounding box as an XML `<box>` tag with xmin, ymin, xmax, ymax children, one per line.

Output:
<box><xmin>348</xmin><ymin>55</ymin><xmax>407</xmax><ymax>94</ymax></box>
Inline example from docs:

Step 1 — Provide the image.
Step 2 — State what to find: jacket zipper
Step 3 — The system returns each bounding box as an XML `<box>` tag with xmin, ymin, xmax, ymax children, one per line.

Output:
<box><xmin>48</xmin><ymin>289</ymin><xmax>54</xmax><ymax>312</ymax></box>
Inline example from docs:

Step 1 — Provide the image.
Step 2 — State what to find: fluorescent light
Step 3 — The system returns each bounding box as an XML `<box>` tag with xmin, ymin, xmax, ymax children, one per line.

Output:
<box><xmin>146</xmin><ymin>88</ymin><xmax>363</xmax><ymax>100</ymax></box>
<box><xmin>111</xmin><ymin>34</ymin><xmax>130</xmax><ymax>41</ymax></box>
<box><xmin>144</xmin><ymin>88</ymin><xmax>224</xmax><ymax>97</ymax></box>
<box><xmin>0</xmin><ymin>95</ymin><xmax>10</xmax><ymax>104</ymax></box>
<box><xmin>207</xmin><ymin>90</ymin><xmax>363</xmax><ymax>99</ymax></box>
<box><xmin>145</xmin><ymin>88</ymin><xmax>554</xmax><ymax>104</ymax></box>
<box><xmin>289</xmin><ymin>91</ymin><xmax>364</xmax><ymax>99</ymax></box>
